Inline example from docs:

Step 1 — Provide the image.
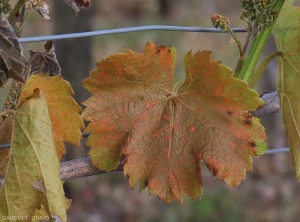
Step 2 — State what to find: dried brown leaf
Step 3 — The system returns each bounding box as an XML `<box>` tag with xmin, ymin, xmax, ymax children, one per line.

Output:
<box><xmin>0</xmin><ymin>13</ymin><xmax>26</xmax><ymax>87</ymax></box>
<box><xmin>28</xmin><ymin>41</ymin><xmax>61</xmax><ymax>76</ymax></box>
<box><xmin>64</xmin><ymin>0</ymin><xmax>91</xmax><ymax>12</ymax></box>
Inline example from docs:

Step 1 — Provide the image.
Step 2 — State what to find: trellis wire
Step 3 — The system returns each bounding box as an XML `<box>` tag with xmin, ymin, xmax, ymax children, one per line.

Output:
<box><xmin>0</xmin><ymin>25</ymin><xmax>288</xmax><ymax>155</ymax></box>
<box><xmin>19</xmin><ymin>25</ymin><xmax>247</xmax><ymax>43</ymax></box>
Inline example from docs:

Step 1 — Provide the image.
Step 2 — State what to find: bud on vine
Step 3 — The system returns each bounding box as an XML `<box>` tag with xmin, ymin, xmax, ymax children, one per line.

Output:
<box><xmin>25</xmin><ymin>0</ymin><xmax>45</xmax><ymax>13</ymax></box>
<box><xmin>259</xmin><ymin>9</ymin><xmax>278</xmax><ymax>28</ymax></box>
<box><xmin>240</xmin><ymin>0</ymin><xmax>257</xmax><ymax>22</ymax></box>
<box><xmin>240</xmin><ymin>0</ymin><xmax>278</xmax><ymax>32</ymax></box>
<box><xmin>211</xmin><ymin>14</ymin><xmax>230</xmax><ymax>31</ymax></box>
<box><xmin>0</xmin><ymin>0</ymin><xmax>12</xmax><ymax>15</ymax></box>
<box><xmin>255</xmin><ymin>0</ymin><xmax>276</xmax><ymax>12</ymax></box>
<box><xmin>25</xmin><ymin>0</ymin><xmax>50</xmax><ymax>19</ymax></box>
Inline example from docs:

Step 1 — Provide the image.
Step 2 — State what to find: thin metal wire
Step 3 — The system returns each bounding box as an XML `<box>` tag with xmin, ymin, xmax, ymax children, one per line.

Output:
<box><xmin>0</xmin><ymin>144</ymin><xmax>10</xmax><ymax>149</ymax></box>
<box><xmin>18</xmin><ymin>25</ymin><xmax>247</xmax><ymax>43</ymax></box>
<box><xmin>265</xmin><ymin>148</ymin><xmax>290</xmax><ymax>154</ymax></box>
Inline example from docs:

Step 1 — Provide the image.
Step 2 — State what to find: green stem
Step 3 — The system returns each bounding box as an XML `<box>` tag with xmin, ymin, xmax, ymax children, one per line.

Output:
<box><xmin>15</xmin><ymin>5</ymin><xmax>29</xmax><ymax>37</ymax></box>
<box><xmin>233</xmin><ymin>57</ymin><xmax>245</xmax><ymax>77</ymax></box>
<box><xmin>8</xmin><ymin>0</ymin><xmax>28</xmax><ymax>23</ymax></box>
<box><xmin>242</xmin><ymin>23</ymin><xmax>253</xmax><ymax>55</ymax></box>
<box><xmin>235</xmin><ymin>0</ymin><xmax>285</xmax><ymax>82</ymax></box>
<box><xmin>227</xmin><ymin>27</ymin><xmax>244</xmax><ymax>57</ymax></box>
<box><xmin>249</xmin><ymin>51</ymin><xmax>283</xmax><ymax>88</ymax></box>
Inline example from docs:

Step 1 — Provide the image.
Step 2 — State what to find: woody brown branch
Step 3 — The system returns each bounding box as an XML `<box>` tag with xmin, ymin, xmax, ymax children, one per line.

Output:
<box><xmin>252</xmin><ymin>91</ymin><xmax>279</xmax><ymax>117</ymax></box>
<box><xmin>0</xmin><ymin>91</ymin><xmax>279</xmax><ymax>186</ymax></box>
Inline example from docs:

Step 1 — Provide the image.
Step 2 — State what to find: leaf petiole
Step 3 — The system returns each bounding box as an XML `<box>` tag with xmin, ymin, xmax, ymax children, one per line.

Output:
<box><xmin>249</xmin><ymin>51</ymin><xmax>283</xmax><ymax>88</ymax></box>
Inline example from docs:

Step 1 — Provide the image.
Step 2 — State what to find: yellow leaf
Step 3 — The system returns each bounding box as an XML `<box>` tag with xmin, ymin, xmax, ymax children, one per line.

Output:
<box><xmin>34</xmin><ymin>197</ymin><xmax>72</xmax><ymax>219</ymax></box>
<box><xmin>19</xmin><ymin>74</ymin><xmax>84</xmax><ymax>158</ymax></box>
<box><xmin>0</xmin><ymin>90</ymin><xmax>66</xmax><ymax>221</ymax></box>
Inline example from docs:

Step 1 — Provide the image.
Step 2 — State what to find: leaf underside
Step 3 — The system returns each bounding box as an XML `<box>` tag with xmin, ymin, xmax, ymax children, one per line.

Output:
<box><xmin>273</xmin><ymin>0</ymin><xmax>300</xmax><ymax>179</ymax></box>
<box><xmin>81</xmin><ymin>42</ymin><xmax>266</xmax><ymax>203</ymax></box>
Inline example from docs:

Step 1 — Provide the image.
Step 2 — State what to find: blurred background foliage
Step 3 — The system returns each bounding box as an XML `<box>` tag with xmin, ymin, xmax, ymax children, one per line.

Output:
<box><xmin>2</xmin><ymin>0</ymin><xmax>300</xmax><ymax>221</ymax></box>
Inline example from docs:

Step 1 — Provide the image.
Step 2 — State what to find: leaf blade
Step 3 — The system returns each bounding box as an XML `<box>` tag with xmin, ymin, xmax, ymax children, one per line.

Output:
<box><xmin>0</xmin><ymin>90</ymin><xmax>66</xmax><ymax>221</ymax></box>
<box><xmin>82</xmin><ymin>42</ymin><xmax>266</xmax><ymax>203</ymax></box>
<box><xmin>19</xmin><ymin>74</ymin><xmax>84</xmax><ymax>158</ymax></box>
<box><xmin>273</xmin><ymin>0</ymin><xmax>300</xmax><ymax>179</ymax></box>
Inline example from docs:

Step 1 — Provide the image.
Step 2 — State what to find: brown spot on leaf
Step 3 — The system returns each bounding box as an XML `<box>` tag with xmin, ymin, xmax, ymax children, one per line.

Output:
<box><xmin>243</xmin><ymin>112</ymin><xmax>253</xmax><ymax>124</ymax></box>
<box><xmin>227</xmin><ymin>110</ymin><xmax>233</xmax><ymax>115</ymax></box>
<box><xmin>189</xmin><ymin>125</ymin><xmax>195</xmax><ymax>133</ymax></box>
<box><xmin>245</xmin><ymin>119</ymin><xmax>252</xmax><ymax>124</ymax></box>
<box><xmin>125</xmin><ymin>174</ymin><xmax>130</xmax><ymax>179</ymax></box>
<box><xmin>243</xmin><ymin>112</ymin><xmax>251</xmax><ymax>118</ymax></box>
<box><xmin>211</xmin><ymin>168</ymin><xmax>218</xmax><ymax>177</ymax></box>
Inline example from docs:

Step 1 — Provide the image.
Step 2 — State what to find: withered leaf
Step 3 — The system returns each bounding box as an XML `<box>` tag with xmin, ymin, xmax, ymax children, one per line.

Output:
<box><xmin>28</xmin><ymin>41</ymin><xmax>61</xmax><ymax>76</ymax></box>
<box><xmin>64</xmin><ymin>0</ymin><xmax>90</xmax><ymax>12</ymax></box>
<box><xmin>0</xmin><ymin>13</ymin><xmax>26</xmax><ymax>87</ymax></box>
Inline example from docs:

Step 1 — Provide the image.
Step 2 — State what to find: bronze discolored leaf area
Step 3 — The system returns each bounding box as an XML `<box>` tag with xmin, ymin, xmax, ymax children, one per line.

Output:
<box><xmin>81</xmin><ymin>42</ymin><xmax>266</xmax><ymax>203</ymax></box>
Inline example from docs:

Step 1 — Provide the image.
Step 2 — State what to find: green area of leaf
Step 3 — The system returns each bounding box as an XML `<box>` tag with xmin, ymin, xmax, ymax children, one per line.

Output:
<box><xmin>81</xmin><ymin>42</ymin><xmax>266</xmax><ymax>203</ymax></box>
<box><xmin>256</xmin><ymin>141</ymin><xmax>267</xmax><ymax>155</ymax></box>
<box><xmin>273</xmin><ymin>0</ymin><xmax>300</xmax><ymax>180</ymax></box>
<box><xmin>0</xmin><ymin>90</ymin><xmax>66</xmax><ymax>221</ymax></box>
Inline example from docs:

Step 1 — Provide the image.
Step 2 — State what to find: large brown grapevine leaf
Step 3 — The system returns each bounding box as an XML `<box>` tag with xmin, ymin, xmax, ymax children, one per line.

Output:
<box><xmin>0</xmin><ymin>89</ymin><xmax>66</xmax><ymax>221</ymax></box>
<box><xmin>273</xmin><ymin>0</ymin><xmax>300</xmax><ymax>179</ymax></box>
<box><xmin>19</xmin><ymin>74</ymin><xmax>84</xmax><ymax>158</ymax></box>
<box><xmin>81</xmin><ymin>42</ymin><xmax>266</xmax><ymax>203</ymax></box>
